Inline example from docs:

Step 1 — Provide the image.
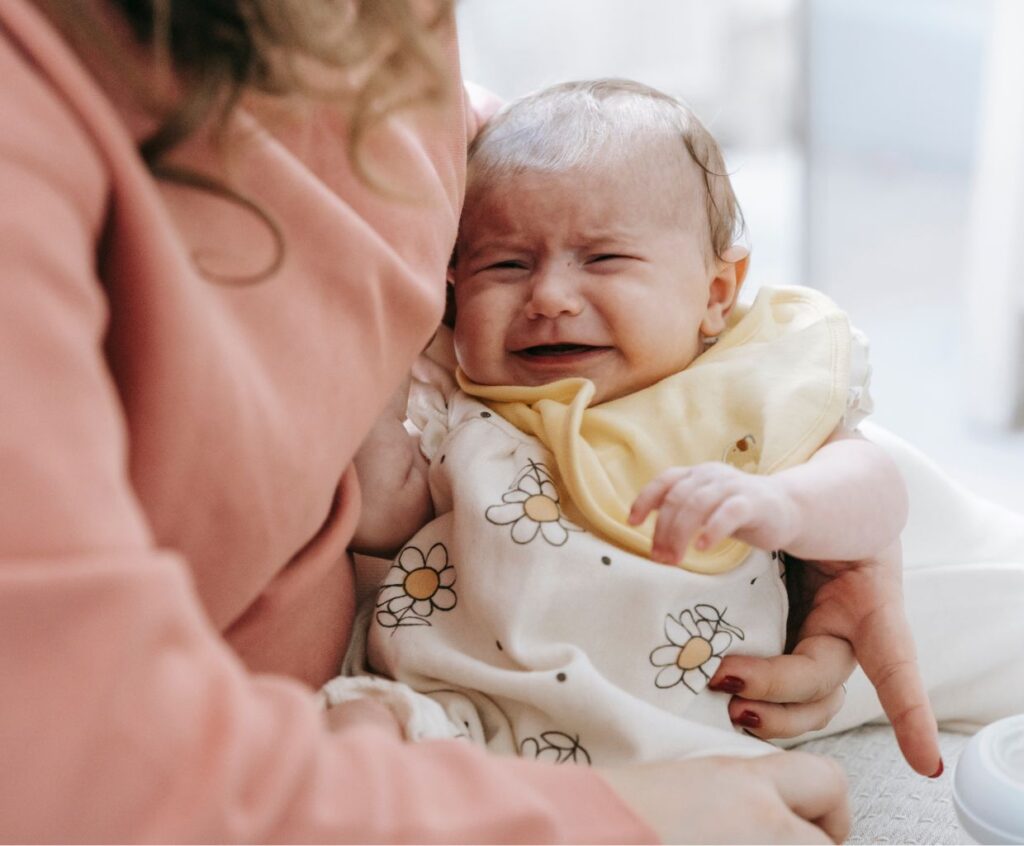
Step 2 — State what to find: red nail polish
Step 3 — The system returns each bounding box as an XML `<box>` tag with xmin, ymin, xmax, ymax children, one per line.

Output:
<box><xmin>735</xmin><ymin>710</ymin><xmax>761</xmax><ymax>729</ymax></box>
<box><xmin>709</xmin><ymin>675</ymin><xmax>745</xmax><ymax>694</ymax></box>
<box><xmin>930</xmin><ymin>758</ymin><xmax>944</xmax><ymax>779</ymax></box>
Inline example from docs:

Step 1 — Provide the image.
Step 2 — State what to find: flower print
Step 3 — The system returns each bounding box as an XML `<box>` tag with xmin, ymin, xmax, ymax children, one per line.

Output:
<box><xmin>519</xmin><ymin>731</ymin><xmax>591</xmax><ymax>766</ymax></box>
<box><xmin>375</xmin><ymin>542</ymin><xmax>457</xmax><ymax>629</ymax></box>
<box><xmin>485</xmin><ymin>460</ymin><xmax>580</xmax><ymax>546</ymax></box>
<box><xmin>650</xmin><ymin>604</ymin><xmax>745</xmax><ymax>694</ymax></box>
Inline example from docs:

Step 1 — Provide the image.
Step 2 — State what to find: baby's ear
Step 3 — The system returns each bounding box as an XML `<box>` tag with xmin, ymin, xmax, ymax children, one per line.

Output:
<box><xmin>726</xmin><ymin>245</ymin><xmax>751</xmax><ymax>295</ymax></box>
<box><xmin>701</xmin><ymin>246</ymin><xmax>750</xmax><ymax>337</ymax></box>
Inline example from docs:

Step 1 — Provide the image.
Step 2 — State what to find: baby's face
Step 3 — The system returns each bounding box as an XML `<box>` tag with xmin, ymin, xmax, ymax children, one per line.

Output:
<box><xmin>452</xmin><ymin>151</ymin><xmax>735</xmax><ymax>404</ymax></box>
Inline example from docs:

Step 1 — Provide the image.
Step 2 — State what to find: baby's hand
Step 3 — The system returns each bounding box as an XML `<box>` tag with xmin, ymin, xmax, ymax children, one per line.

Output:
<box><xmin>629</xmin><ymin>463</ymin><xmax>798</xmax><ymax>565</ymax></box>
<box><xmin>324</xmin><ymin>697</ymin><xmax>404</xmax><ymax>740</ymax></box>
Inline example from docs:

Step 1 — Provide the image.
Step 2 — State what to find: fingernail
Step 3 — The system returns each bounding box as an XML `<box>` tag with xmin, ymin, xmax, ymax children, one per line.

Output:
<box><xmin>930</xmin><ymin>758</ymin><xmax>944</xmax><ymax>779</ymax></box>
<box><xmin>709</xmin><ymin>675</ymin><xmax>745</xmax><ymax>694</ymax></box>
<box><xmin>735</xmin><ymin>710</ymin><xmax>761</xmax><ymax>729</ymax></box>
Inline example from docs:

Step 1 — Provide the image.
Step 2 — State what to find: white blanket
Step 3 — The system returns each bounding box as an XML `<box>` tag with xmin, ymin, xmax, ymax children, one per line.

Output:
<box><xmin>809</xmin><ymin>421</ymin><xmax>1024</xmax><ymax>738</ymax></box>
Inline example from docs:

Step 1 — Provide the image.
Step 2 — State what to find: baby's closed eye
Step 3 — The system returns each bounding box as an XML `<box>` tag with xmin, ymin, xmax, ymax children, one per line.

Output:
<box><xmin>584</xmin><ymin>253</ymin><xmax>640</xmax><ymax>271</ymax></box>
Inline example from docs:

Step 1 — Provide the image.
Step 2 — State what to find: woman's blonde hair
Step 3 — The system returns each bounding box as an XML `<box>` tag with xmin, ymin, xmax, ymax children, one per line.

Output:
<box><xmin>33</xmin><ymin>0</ymin><xmax>454</xmax><ymax>281</ymax></box>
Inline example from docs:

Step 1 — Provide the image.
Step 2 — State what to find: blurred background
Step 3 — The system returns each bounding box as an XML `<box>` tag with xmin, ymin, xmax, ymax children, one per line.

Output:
<box><xmin>457</xmin><ymin>0</ymin><xmax>1024</xmax><ymax>514</ymax></box>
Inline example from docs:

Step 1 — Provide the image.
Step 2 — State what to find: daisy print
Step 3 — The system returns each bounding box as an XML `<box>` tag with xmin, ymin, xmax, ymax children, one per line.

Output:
<box><xmin>519</xmin><ymin>731</ymin><xmax>592</xmax><ymax>766</ymax></box>
<box><xmin>650</xmin><ymin>604</ymin><xmax>745</xmax><ymax>694</ymax></box>
<box><xmin>375</xmin><ymin>542</ymin><xmax>457</xmax><ymax>630</ymax></box>
<box><xmin>485</xmin><ymin>460</ymin><xmax>580</xmax><ymax>546</ymax></box>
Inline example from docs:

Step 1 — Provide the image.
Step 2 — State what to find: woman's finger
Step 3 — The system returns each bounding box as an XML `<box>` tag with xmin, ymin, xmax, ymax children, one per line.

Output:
<box><xmin>726</xmin><ymin>684</ymin><xmax>846</xmax><ymax>739</ymax></box>
<box><xmin>599</xmin><ymin>752</ymin><xmax>848</xmax><ymax>844</ymax></box>
<box><xmin>711</xmin><ymin>634</ymin><xmax>855</xmax><ymax>705</ymax></box>
<box><xmin>754</xmin><ymin>751</ymin><xmax>851</xmax><ymax>844</ymax></box>
<box><xmin>783</xmin><ymin>817</ymin><xmax>844</xmax><ymax>846</ymax></box>
<box><xmin>803</xmin><ymin>560</ymin><xmax>942</xmax><ymax>777</ymax></box>
<box><xmin>846</xmin><ymin>596</ymin><xmax>941</xmax><ymax>776</ymax></box>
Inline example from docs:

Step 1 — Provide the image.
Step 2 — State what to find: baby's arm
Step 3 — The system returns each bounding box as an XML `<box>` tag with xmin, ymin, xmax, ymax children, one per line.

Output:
<box><xmin>350</xmin><ymin>379</ymin><xmax>433</xmax><ymax>558</ymax></box>
<box><xmin>630</xmin><ymin>428</ymin><xmax>908</xmax><ymax>564</ymax></box>
<box><xmin>762</xmin><ymin>428</ymin><xmax>908</xmax><ymax>559</ymax></box>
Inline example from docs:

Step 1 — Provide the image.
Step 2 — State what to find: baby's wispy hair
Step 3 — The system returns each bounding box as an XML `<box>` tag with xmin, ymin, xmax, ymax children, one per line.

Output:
<box><xmin>466</xmin><ymin>78</ymin><xmax>745</xmax><ymax>261</ymax></box>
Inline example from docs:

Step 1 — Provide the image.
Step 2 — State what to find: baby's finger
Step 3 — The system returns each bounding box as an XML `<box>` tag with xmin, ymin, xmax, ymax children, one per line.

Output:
<box><xmin>697</xmin><ymin>494</ymin><xmax>752</xmax><ymax>549</ymax></box>
<box><xmin>324</xmin><ymin>698</ymin><xmax>403</xmax><ymax>739</ymax></box>
<box><xmin>650</xmin><ymin>481</ymin><xmax>726</xmax><ymax>564</ymax></box>
<box><xmin>629</xmin><ymin>468</ymin><xmax>690</xmax><ymax>525</ymax></box>
<box><xmin>650</xmin><ymin>493</ymin><xmax>704</xmax><ymax>564</ymax></box>
<box><xmin>726</xmin><ymin>685</ymin><xmax>846</xmax><ymax>739</ymax></box>
<box><xmin>710</xmin><ymin>635</ymin><xmax>855</xmax><ymax>705</ymax></box>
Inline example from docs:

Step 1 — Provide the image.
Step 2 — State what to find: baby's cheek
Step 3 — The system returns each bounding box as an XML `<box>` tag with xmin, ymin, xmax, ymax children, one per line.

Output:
<box><xmin>452</xmin><ymin>320</ymin><xmax>494</xmax><ymax>379</ymax></box>
<box><xmin>455</xmin><ymin>302</ymin><xmax>507</xmax><ymax>366</ymax></box>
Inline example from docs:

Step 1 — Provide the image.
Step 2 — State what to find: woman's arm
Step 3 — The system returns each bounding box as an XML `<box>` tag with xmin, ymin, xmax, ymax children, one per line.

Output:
<box><xmin>0</xmin><ymin>15</ymin><xmax>651</xmax><ymax>839</ymax></box>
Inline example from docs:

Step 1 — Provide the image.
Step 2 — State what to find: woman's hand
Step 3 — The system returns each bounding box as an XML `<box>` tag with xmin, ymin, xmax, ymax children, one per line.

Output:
<box><xmin>710</xmin><ymin>628</ymin><xmax>856</xmax><ymax>740</ymax></box>
<box><xmin>599</xmin><ymin>751</ymin><xmax>850</xmax><ymax>844</ymax></box>
<box><xmin>710</xmin><ymin>542</ymin><xmax>942</xmax><ymax>777</ymax></box>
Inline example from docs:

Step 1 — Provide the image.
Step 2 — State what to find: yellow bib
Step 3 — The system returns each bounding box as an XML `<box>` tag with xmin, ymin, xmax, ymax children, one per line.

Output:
<box><xmin>456</xmin><ymin>286</ymin><xmax>852</xmax><ymax>574</ymax></box>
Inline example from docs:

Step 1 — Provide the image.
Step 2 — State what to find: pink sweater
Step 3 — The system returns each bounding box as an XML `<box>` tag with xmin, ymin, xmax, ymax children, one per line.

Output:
<box><xmin>0</xmin><ymin>2</ymin><xmax>653</xmax><ymax>841</ymax></box>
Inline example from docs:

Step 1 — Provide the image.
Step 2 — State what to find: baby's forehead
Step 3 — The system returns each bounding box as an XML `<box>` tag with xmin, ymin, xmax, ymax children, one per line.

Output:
<box><xmin>461</xmin><ymin>141</ymin><xmax>706</xmax><ymax>239</ymax></box>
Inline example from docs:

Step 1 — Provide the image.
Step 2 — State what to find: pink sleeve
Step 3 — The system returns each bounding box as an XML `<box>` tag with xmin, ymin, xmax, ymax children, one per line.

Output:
<box><xmin>0</xmin><ymin>14</ymin><xmax>653</xmax><ymax>845</ymax></box>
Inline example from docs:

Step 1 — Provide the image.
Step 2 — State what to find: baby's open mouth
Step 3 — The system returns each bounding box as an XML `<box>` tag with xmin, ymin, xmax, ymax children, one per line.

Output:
<box><xmin>518</xmin><ymin>343</ymin><xmax>606</xmax><ymax>357</ymax></box>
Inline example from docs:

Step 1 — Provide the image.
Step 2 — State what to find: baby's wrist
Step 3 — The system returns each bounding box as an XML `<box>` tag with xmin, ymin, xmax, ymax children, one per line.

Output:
<box><xmin>771</xmin><ymin>480</ymin><xmax>803</xmax><ymax>551</ymax></box>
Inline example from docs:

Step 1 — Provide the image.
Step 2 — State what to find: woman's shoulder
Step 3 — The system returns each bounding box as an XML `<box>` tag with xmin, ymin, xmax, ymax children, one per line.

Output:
<box><xmin>0</xmin><ymin>1</ymin><xmax>116</xmax><ymax>232</ymax></box>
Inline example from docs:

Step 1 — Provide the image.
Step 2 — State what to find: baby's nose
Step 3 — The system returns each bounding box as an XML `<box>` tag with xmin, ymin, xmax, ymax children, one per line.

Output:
<box><xmin>525</xmin><ymin>268</ymin><xmax>583</xmax><ymax>319</ymax></box>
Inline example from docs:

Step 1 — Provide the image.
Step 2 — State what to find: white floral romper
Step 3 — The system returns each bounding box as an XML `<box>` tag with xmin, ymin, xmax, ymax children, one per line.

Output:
<box><xmin>365</xmin><ymin>387</ymin><xmax>792</xmax><ymax>766</ymax></box>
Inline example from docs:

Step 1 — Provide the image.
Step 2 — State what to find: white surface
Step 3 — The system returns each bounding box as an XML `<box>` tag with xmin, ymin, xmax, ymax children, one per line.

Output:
<box><xmin>805</xmin><ymin>154</ymin><xmax>1024</xmax><ymax>516</ymax></box>
<box><xmin>799</xmin><ymin>727</ymin><xmax>970</xmax><ymax>845</ymax></box>
<box><xmin>801</xmin><ymin>0</ymin><xmax>1024</xmax><ymax>513</ymax></box>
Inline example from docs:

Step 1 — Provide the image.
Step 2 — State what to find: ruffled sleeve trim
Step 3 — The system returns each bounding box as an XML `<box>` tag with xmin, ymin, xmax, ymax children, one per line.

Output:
<box><xmin>843</xmin><ymin>325</ymin><xmax>874</xmax><ymax>430</ymax></box>
<box><xmin>407</xmin><ymin>327</ymin><xmax>459</xmax><ymax>461</ymax></box>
